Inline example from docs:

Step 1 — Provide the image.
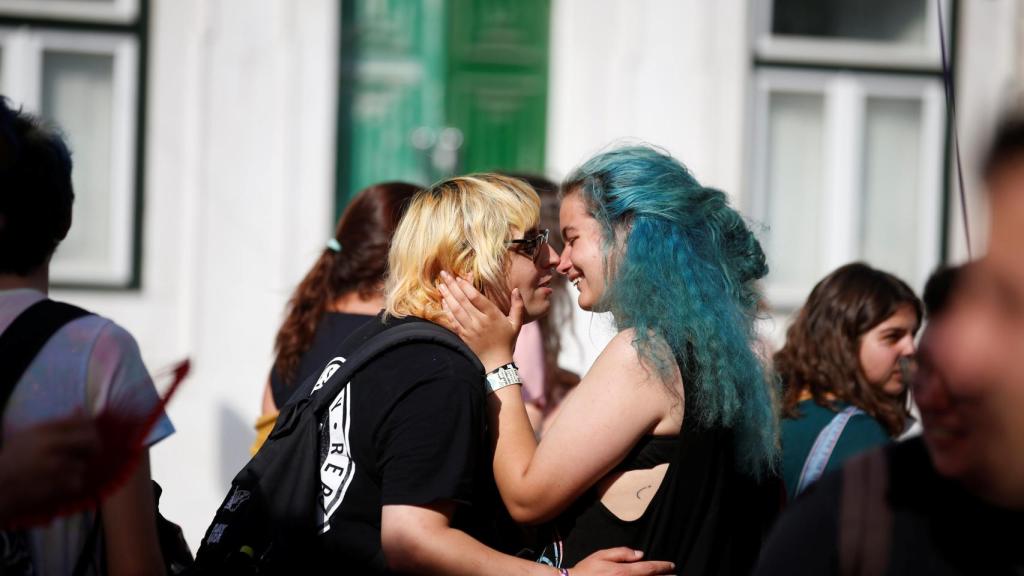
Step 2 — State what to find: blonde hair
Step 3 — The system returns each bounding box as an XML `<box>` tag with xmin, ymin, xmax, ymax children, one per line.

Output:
<box><xmin>385</xmin><ymin>174</ymin><xmax>540</xmax><ymax>323</ymax></box>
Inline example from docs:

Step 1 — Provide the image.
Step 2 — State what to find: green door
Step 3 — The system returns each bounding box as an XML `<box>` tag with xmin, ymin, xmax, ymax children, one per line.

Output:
<box><xmin>336</xmin><ymin>0</ymin><xmax>447</xmax><ymax>216</ymax></box>
<box><xmin>446</xmin><ymin>0</ymin><xmax>550</xmax><ymax>174</ymax></box>
<box><xmin>337</xmin><ymin>0</ymin><xmax>550</xmax><ymax>214</ymax></box>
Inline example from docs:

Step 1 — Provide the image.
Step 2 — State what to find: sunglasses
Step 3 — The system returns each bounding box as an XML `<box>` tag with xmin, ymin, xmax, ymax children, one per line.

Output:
<box><xmin>507</xmin><ymin>229</ymin><xmax>550</xmax><ymax>261</ymax></box>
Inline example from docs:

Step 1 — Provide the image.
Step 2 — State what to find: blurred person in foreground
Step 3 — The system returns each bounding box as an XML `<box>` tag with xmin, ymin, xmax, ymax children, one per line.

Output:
<box><xmin>775</xmin><ymin>263</ymin><xmax>922</xmax><ymax>499</ymax></box>
<box><xmin>754</xmin><ymin>116</ymin><xmax>1024</xmax><ymax>575</ymax></box>
<box><xmin>0</xmin><ymin>97</ymin><xmax>173</xmax><ymax>574</ymax></box>
<box><xmin>252</xmin><ymin>182</ymin><xmax>419</xmax><ymax>453</ymax></box>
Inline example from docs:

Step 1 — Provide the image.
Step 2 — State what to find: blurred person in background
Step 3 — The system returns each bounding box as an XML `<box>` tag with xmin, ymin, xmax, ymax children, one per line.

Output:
<box><xmin>774</xmin><ymin>263</ymin><xmax>922</xmax><ymax>499</ymax></box>
<box><xmin>252</xmin><ymin>182</ymin><xmax>419</xmax><ymax>453</ymax></box>
<box><xmin>0</xmin><ymin>97</ymin><xmax>172</xmax><ymax>574</ymax></box>
<box><xmin>442</xmin><ymin>146</ymin><xmax>781</xmax><ymax>574</ymax></box>
<box><xmin>754</xmin><ymin>115</ymin><xmax>1024</xmax><ymax>575</ymax></box>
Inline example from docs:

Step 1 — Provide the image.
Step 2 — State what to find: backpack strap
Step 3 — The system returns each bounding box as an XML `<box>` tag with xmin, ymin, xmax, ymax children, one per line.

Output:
<box><xmin>839</xmin><ymin>449</ymin><xmax>891</xmax><ymax>576</ymax></box>
<box><xmin>0</xmin><ymin>299</ymin><xmax>92</xmax><ymax>419</ymax></box>
<box><xmin>0</xmin><ymin>299</ymin><xmax>96</xmax><ymax>570</ymax></box>
<box><xmin>267</xmin><ymin>321</ymin><xmax>482</xmax><ymax>442</ymax></box>
<box><xmin>795</xmin><ymin>405</ymin><xmax>863</xmax><ymax>495</ymax></box>
<box><xmin>308</xmin><ymin>321</ymin><xmax>483</xmax><ymax>414</ymax></box>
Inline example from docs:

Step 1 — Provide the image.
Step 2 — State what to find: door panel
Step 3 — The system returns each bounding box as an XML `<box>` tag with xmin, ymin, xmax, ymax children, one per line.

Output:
<box><xmin>337</xmin><ymin>0</ymin><xmax>446</xmax><ymax>211</ymax></box>
<box><xmin>447</xmin><ymin>71</ymin><xmax>546</xmax><ymax>173</ymax></box>
<box><xmin>338</xmin><ymin>0</ymin><xmax>550</xmax><ymax>213</ymax></box>
<box><xmin>447</xmin><ymin>0</ymin><xmax>550</xmax><ymax>174</ymax></box>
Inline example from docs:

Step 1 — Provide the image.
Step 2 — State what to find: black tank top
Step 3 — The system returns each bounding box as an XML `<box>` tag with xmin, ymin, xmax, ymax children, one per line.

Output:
<box><xmin>614</xmin><ymin>435</ymin><xmax>679</xmax><ymax>471</ymax></box>
<box><xmin>535</xmin><ymin>394</ymin><xmax>783</xmax><ymax>574</ymax></box>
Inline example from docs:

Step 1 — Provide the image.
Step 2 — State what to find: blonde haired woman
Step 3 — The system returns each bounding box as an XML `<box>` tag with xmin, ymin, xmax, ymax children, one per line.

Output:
<box><xmin>306</xmin><ymin>174</ymin><xmax>672</xmax><ymax>575</ymax></box>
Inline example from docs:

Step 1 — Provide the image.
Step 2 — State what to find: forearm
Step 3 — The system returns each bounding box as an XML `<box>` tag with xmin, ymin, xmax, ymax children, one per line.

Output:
<box><xmin>102</xmin><ymin>453</ymin><xmax>165</xmax><ymax>576</ymax></box>
<box><xmin>383</xmin><ymin>506</ymin><xmax>553</xmax><ymax>576</ymax></box>
<box><xmin>398</xmin><ymin>526</ymin><xmax>554</xmax><ymax>576</ymax></box>
<box><xmin>488</xmin><ymin>385</ymin><xmax>556</xmax><ymax>523</ymax></box>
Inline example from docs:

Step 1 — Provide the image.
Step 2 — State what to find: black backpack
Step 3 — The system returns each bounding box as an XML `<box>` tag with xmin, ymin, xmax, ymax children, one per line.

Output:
<box><xmin>193</xmin><ymin>320</ymin><xmax>482</xmax><ymax>573</ymax></box>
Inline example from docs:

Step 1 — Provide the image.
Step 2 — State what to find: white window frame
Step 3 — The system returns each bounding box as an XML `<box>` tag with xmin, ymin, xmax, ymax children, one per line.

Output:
<box><xmin>0</xmin><ymin>0</ymin><xmax>138</xmax><ymax>24</ymax></box>
<box><xmin>753</xmin><ymin>0</ymin><xmax>952</xmax><ymax>70</ymax></box>
<box><xmin>0</xmin><ymin>27</ymin><xmax>139</xmax><ymax>286</ymax></box>
<box><xmin>750</xmin><ymin>68</ymin><xmax>945</xmax><ymax>308</ymax></box>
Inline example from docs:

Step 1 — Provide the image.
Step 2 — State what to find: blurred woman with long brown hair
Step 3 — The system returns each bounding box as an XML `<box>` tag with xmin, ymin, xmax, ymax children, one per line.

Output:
<box><xmin>252</xmin><ymin>182</ymin><xmax>419</xmax><ymax>451</ymax></box>
<box><xmin>775</xmin><ymin>262</ymin><xmax>922</xmax><ymax>499</ymax></box>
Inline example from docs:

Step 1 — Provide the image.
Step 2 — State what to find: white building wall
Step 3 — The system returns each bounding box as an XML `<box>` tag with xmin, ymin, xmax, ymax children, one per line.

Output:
<box><xmin>546</xmin><ymin>0</ymin><xmax>748</xmax><ymax>192</ymax></box>
<box><xmin>947</xmin><ymin>0</ymin><xmax>1022</xmax><ymax>263</ymax></box>
<box><xmin>51</xmin><ymin>0</ymin><xmax>339</xmax><ymax>548</ymax></box>
<box><xmin>547</xmin><ymin>0</ymin><xmax>750</xmax><ymax>374</ymax></box>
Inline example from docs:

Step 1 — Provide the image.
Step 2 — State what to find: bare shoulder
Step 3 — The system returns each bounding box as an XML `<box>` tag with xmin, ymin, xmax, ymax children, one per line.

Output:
<box><xmin>590</xmin><ymin>329</ymin><xmax>678</xmax><ymax>390</ymax></box>
<box><xmin>601</xmin><ymin>329</ymin><xmax>643</xmax><ymax>362</ymax></box>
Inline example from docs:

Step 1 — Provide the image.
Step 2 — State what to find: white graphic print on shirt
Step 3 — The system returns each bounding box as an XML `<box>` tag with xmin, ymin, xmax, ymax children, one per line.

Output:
<box><xmin>311</xmin><ymin>356</ymin><xmax>346</xmax><ymax>394</ymax></box>
<box><xmin>319</xmin><ymin>380</ymin><xmax>356</xmax><ymax>533</ymax></box>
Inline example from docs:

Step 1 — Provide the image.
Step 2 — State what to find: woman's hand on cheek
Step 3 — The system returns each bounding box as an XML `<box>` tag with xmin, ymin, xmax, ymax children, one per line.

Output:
<box><xmin>439</xmin><ymin>270</ymin><xmax>521</xmax><ymax>372</ymax></box>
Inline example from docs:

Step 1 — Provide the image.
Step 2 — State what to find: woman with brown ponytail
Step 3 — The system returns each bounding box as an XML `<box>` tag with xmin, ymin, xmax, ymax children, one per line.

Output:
<box><xmin>252</xmin><ymin>182</ymin><xmax>420</xmax><ymax>452</ymax></box>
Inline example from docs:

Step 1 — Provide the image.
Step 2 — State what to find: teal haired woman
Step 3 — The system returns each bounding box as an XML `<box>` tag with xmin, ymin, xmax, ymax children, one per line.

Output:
<box><xmin>440</xmin><ymin>145</ymin><xmax>782</xmax><ymax>573</ymax></box>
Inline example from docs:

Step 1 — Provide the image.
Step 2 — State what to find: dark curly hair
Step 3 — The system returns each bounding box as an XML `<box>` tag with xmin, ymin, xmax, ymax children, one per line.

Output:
<box><xmin>774</xmin><ymin>262</ymin><xmax>922</xmax><ymax>436</ymax></box>
<box><xmin>272</xmin><ymin>182</ymin><xmax>419</xmax><ymax>385</ymax></box>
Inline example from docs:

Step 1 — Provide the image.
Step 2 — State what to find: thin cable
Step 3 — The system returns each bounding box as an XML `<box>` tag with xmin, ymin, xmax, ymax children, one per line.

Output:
<box><xmin>937</xmin><ymin>0</ymin><xmax>972</xmax><ymax>258</ymax></box>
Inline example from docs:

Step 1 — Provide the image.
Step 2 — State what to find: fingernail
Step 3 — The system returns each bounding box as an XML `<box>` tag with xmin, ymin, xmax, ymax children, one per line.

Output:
<box><xmin>440</xmin><ymin>271</ymin><xmax>449</xmax><ymax>279</ymax></box>
<box><xmin>634</xmin><ymin>550</ymin><xmax>643</xmax><ymax>559</ymax></box>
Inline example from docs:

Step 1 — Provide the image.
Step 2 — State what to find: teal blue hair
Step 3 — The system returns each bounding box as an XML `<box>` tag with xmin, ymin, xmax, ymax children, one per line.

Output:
<box><xmin>564</xmin><ymin>145</ymin><xmax>779</xmax><ymax>476</ymax></box>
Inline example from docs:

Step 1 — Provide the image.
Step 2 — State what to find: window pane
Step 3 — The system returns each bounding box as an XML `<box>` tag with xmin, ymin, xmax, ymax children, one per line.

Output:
<box><xmin>860</xmin><ymin>97</ymin><xmax>922</xmax><ymax>283</ymax></box>
<box><xmin>765</xmin><ymin>92</ymin><xmax>824</xmax><ymax>289</ymax></box>
<box><xmin>41</xmin><ymin>50</ymin><xmax>115</xmax><ymax>268</ymax></box>
<box><xmin>772</xmin><ymin>0</ymin><xmax>927</xmax><ymax>45</ymax></box>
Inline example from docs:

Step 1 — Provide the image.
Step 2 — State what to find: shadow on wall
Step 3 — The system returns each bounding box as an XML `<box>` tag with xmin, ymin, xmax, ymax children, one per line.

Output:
<box><xmin>218</xmin><ymin>403</ymin><xmax>253</xmax><ymax>489</ymax></box>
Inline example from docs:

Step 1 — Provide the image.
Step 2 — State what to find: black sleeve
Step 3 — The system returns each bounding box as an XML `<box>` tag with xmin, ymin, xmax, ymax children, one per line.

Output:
<box><xmin>753</xmin><ymin>471</ymin><xmax>842</xmax><ymax>576</ymax></box>
<box><xmin>375</xmin><ymin>352</ymin><xmax>483</xmax><ymax>508</ymax></box>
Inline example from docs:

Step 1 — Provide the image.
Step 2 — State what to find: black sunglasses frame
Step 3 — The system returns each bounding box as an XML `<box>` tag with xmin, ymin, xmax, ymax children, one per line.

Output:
<box><xmin>508</xmin><ymin>229</ymin><xmax>550</xmax><ymax>261</ymax></box>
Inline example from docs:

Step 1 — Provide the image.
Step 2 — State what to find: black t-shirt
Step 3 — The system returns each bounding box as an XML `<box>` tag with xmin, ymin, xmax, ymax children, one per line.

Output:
<box><xmin>269</xmin><ymin>312</ymin><xmax>375</xmax><ymax>408</ymax></box>
<box><xmin>754</xmin><ymin>437</ymin><xmax>1024</xmax><ymax>575</ymax></box>
<box><xmin>308</xmin><ymin>314</ymin><xmax>499</xmax><ymax>572</ymax></box>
